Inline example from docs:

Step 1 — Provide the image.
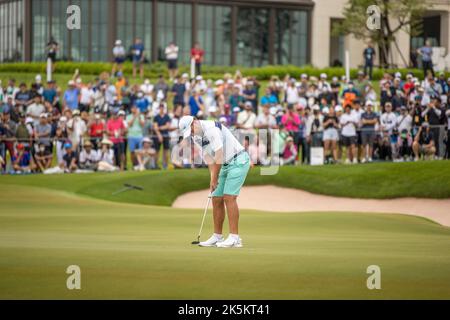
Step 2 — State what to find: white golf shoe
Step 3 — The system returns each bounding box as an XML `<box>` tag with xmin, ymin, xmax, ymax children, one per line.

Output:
<box><xmin>199</xmin><ymin>234</ymin><xmax>224</xmax><ymax>247</ymax></box>
<box><xmin>216</xmin><ymin>235</ymin><xmax>243</xmax><ymax>248</ymax></box>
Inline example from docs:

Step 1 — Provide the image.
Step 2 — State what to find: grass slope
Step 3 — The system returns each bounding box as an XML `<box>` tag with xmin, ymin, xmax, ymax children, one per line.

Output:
<box><xmin>1</xmin><ymin>161</ymin><xmax>450</xmax><ymax>207</ymax></box>
<box><xmin>1</xmin><ymin>185</ymin><xmax>449</xmax><ymax>299</ymax></box>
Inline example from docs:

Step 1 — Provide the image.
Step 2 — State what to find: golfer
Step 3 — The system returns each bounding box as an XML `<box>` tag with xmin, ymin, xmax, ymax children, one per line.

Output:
<box><xmin>179</xmin><ymin>116</ymin><xmax>250</xmax><ymax>248</ymax></box>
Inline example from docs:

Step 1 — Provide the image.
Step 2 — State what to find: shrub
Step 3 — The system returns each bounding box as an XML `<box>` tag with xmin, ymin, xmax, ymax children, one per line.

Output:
<box><xmin>0</xmin><ymin>62</ymin><xmax>445</xmax><ymax>81</ymax></box>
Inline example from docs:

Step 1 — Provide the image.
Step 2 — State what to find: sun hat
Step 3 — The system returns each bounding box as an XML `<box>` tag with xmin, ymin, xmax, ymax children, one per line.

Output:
<box><xmin>101</xmin><ymin>139</ymin><xmax>113</xmax><ymax>146</ymax></box>
<box><xmin>142</xmin><ymin>137</ymin><xmax>152</xmax><ymax>144</ymax></box>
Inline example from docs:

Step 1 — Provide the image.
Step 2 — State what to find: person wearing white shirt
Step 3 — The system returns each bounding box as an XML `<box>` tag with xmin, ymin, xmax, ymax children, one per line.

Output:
<box><xmin>178</xmin><ymin>116</ymin><xmax>250</xmax><ymax>248</ymax></box>
<box><xmin>67</xmin><ymin>110</ymin><xmax>87</xmax><ymax>150</ymax></box>
<box><xmin>165</xmin><ymin>42</ymin><xmax>179</xmax><ymax>80</ymax></box>
<box><xmin>340</xmin><ymin>105</ymin><xmax>358</xmax><ymax>164</ymax></box>
<box><xmin>140</xmin><ymin>79</ymin><xmax>154</xmax><ymax>104</ymax></box>
<box><xmin>78</xmin><ymin>140</ymin><xmax>99</xmax><ymax>171</ymax></box>
<box><xmin>112</xmin><ymin>40</ymin><xmax>126</xmax><ymax>76</ymax></box>
<box><xmin>285</xmin><ymin>80</ymin><xmax>300</xmax><ymax>105</ymax></box>
<box><xmin>396</xmin><ymin>106</ymin><xmax>413</xmax><ymax>134</ymax></box>
<box><xmin>236</xmin><ymin>102</ymin><xmax>257</xmax><ymax>139</ymax></box>
<box><xmin>380</xmin><ymin>102</ymin><xmax>397</xmax><ymax>134</ymax></box>
<box><xmin>79</xmin><ymin>83</ymin><xmax>95</xmax><ymax>112</ymax></box>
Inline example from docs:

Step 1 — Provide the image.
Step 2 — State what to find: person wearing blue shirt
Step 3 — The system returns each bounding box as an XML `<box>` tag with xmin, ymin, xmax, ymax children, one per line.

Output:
<box><xmin>189</xmin><ymin>91</ymin><xmax>204</xmax><ymax>117</ymax></box>
<box><xmin>63</xmin><ymin>81</ymin><xmax>79</xmax><ymax>111</ymax></box>
<box><xmin>131</xmin><ymin>38</ymin><xmax>145</xmax><ymax>79</ymax></box>
<box><xmin>260</xmin><ymin>88</ymin><xmax>278</xmax><ymax>107</ymax></box>
<box><xmin>135</xmin><ymin>92</ymin><xmax>150</xmax><ymax>113</ymax></box>
<box><xmin>417</xmin><ymin>40</ymin><xmax>435</xmax><ymax>78</ymax></box>
<box><xmin>363</xmin><ymin>43</ymin><xmax>376</xmax><ymax>80</ymax></box>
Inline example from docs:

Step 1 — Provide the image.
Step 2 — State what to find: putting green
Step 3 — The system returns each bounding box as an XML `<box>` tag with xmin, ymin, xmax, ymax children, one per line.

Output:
<box><xmin>0</xmin><ymin>184</ymin><xmax>449</xmax><ymax>299</ymax></box>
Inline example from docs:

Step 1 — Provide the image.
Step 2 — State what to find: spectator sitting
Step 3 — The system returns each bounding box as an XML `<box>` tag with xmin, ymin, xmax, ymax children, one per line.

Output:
<box><xmin>281</xmin><ymin>136</ymin><xmax>297</xmax><ymax>166</ymax></box>
<box><xmin>79</xmin><ymin>140</ymin><xmax>99</xmax><ymax>171</ymax></box>
<box><xmin>413</xmin><ymin>122</ymin><xmax>436</xmax><ymax>161</ymax></box>
<box><xmin>34</xmin><ymin>142</ymin><xmax>53</xmax><ymax>172</ymax></box>
<box><xmin>97</xmin><ymin>139</ymin><xmax>117</xmax><ymax>172</ymax></box>
<box><xmin>134</xmin><ymin>137</ymin><xmax>156</xmax><ymax>171</ymax></box>
<box><xmin>12</xmin><ymin>143</ymin><xmax>36</xmax><ymax>173</ymax></box>
<box><xmin>60</xmin><ymin>142</ymin><xmax>78</xmax><ymax>173</ymax></box>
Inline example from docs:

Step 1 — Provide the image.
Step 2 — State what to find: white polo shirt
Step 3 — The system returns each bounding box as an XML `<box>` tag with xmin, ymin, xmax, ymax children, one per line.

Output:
<box><xmin>194</xmin><ymin>120</ymin><xmax>244</xmax><ymax>163</ymax></box>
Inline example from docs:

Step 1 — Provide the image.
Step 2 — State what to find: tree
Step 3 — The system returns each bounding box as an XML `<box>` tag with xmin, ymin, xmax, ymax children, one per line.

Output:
<box><xmin>333</xmin><ymin>0</ymin><xmax>429</xmax><ymax>68</ymax></box>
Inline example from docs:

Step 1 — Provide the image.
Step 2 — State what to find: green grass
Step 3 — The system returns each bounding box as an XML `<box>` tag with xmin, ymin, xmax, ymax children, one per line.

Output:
<box><xmin>0</xmin><ymin>184</ymin><xmax>449</xmax><ymax>299</ymax></box>
<box><xmin>1</xmin><ymin>161</ymin><xmax>449</xmax><ymax>299</ymax></box>
<box><xmin>1</xmin><ymin>161</ymin><xmax>450</xmax><ymax>207</ymax></box>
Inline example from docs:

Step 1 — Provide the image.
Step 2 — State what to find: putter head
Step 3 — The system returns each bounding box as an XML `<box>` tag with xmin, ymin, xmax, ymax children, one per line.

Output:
<box><xmin>191</xmin><ymin>236</ymin><xmax>201</xmax><ymax>245</ymax></box>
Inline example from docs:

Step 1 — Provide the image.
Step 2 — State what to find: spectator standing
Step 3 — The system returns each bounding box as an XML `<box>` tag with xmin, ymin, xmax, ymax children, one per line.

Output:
<box><xmin>165</xmin><ymin>42</ymin><xmax>179</xmax><ymax>81</ymax></box>
<box><xmin>360</xmin><ymin>101</ymin><xmax>378</xmax><ymax>162</ymax></box>
<box><xmin>418</xmin><ymin>40</ymin><xmax>435</xmax><ymax>78</ymax></box>
<box><xmin>189</xmin><ymin>89</ymin><xmax>205</xmax><ymax>117</ymax></box>
<box><xmin>363</xmin><ymin>43</ymin><xmax>376</xmax><ymax>80</ymax></box>
<box><xmin>107</xmin><ymin>110</ymin><xmax>126</xmax><ymax>170</ymax></box>
<box><xmin>89</xmin><ymin>113</ymin><xmax>105</xmax><ymax>149</ymax></box>
<box><xmin>171</xmin><ymin>76</ymin><xmax>187</xmax><ymax>107</ymax></box>
<box><xmin>131</xmin><ymin>38</ymin><xmax>145</xmax><ymax>79</ymax></box>
<box><xmin>126</xmin><ymin>105</ymin><xmax>145</xmax><ymax>166</ymax></box>
<box><xmin>63</xmin><ymin>80</ymin><xmax>79</xmax><ymax>111</ymax></box>
<box><xmin>67</xmin><ymin>110</ymin><xmax>87</xmax><ymax>151</ymax></box>
<box><xmin>46</xmin><ymin>37</ymin><xmax>59</xmax><ymax>72</ymax></box>
<box><xmin>191</xmin><ymin>42</ymin><xmax>205</xmax><ymax>76</ymax></box>
<box><xmin>112</xmin><ymin>40</ymin><xmax>126</xmax><ymax>76</ymax></box>
<box><xmin>322</xmin><ymin>106</ymin><xmax>340</xmax><ymax>163</ymax></box>
<box><xmin>340</xmin><ymin>105</ymin><xmax>358</xmax><ymax>164</ymax></box>
<box><xmin>153</xmin><ymin>104</ymin><xmax>172</xmax><ymax>170</ymax></box>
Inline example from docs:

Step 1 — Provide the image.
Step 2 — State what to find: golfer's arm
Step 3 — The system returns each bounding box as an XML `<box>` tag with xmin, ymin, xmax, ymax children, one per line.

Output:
<box><xmin>207</xmin><ymin>148</ymin><xmax>224</xmax><ymax>183</ymax></box>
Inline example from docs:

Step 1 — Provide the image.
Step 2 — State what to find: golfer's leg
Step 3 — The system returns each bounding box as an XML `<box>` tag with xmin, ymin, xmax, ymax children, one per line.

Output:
<box><xmin>224</xmin><ymin>195</ymin><xmax>239</xmax><ymax>234</ymax></box>
<box><xmin>212</xmin><ymin>197</ymin><xmax>226</xmax><ymax>234</ymax></box>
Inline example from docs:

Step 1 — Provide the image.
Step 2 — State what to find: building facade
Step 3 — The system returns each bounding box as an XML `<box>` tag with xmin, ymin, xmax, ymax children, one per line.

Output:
<box><xmin>0</xmin><ymin>0</ymin><xmax>449</xmax><ymax>69</ymax></box>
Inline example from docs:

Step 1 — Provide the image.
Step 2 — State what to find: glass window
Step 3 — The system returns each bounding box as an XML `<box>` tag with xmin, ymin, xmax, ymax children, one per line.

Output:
<box><xmin>197</xmin><ymin>5</ymin><xmax>231</xmax><ymax>66</ymax></box>
<box><xmin>32</xmin><ymin>0</ymin><xmax>49</xmax><ymax>61</ymax></box>
<box><xmin>91</xmin><ymin>0</ymin><xmax>109</xmax><ymax>61</ymax></box>
<box><xmin>236</xmin><ymin>8</ymin><xmax>269</xmax><ymax>67</ymax></box>
<box><xmin>157</xmin><ymin>1</ymin><xmax>192</xmax><ymax>64</ymax></box>
<box><xmin>275</xmin><ymin>9</ymin><xmax>308</xmax><ymax>66</ymax></box>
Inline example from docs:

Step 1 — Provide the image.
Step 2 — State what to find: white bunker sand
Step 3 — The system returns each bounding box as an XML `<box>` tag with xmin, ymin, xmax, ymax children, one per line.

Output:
<box><xmin>173</xmin><ymin>186</ymin><xmax>450</xmax><ymax>227</ymax></box>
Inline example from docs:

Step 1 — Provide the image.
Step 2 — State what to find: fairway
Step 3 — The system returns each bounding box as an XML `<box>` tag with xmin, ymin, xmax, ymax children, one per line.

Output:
<box><xmin>1</xmin><ymin>183</ymin><xmax>449</xmax><ymax>299</ymax></box>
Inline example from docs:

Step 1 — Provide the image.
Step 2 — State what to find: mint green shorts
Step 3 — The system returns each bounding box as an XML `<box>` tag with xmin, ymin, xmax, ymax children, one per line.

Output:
<box><xmin>212</xmin><ymin>152</ymin><xmax>250</xmax><ymax>197</ymax></box>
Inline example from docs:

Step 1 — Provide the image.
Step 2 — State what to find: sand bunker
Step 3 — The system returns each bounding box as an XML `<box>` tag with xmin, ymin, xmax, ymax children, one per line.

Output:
<box><xmin>172</xmin><ymin>186</ymin><xmax>450</xmax><ymax>227</ymax></box>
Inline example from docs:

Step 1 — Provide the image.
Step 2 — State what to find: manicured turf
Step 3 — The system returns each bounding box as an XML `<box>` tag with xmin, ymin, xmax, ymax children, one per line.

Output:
<box><xmin>1</xmin><ymin>184</ymin><xmax>449</xmax><ymax>299</ymax></box>
<box><xmin>1</xmin><ymin>161</ymin><xmax>450</xmax><ymax>208</ymax></box>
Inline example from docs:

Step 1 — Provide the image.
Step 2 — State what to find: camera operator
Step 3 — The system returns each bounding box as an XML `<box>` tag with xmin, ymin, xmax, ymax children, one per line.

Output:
<box><xmin>413</xmin><ymin>122</ymin><xmax>436</xmax><ymax>161</ymax></box>
<box><xmin>421</xmin><ymin>97</ymin><xmax>442</xmax><ymax>158</ymax></box>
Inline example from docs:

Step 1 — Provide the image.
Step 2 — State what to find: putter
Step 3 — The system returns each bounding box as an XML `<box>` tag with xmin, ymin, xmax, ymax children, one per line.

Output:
<box><xmin>191</xmin><ymin>194</ymin><xmax>213</xmax><ymax>245</ymax></box>
<box><xmin>112</xmin><ymin>183</ymin><xmax>144</xmax><ymax>196</ymax></box>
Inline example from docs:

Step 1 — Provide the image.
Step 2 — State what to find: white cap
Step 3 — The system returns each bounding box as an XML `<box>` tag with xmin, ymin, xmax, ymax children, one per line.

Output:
<box><xmin>144</xmin><ymin>79</ymin><xmax>150</xmax><ymax>85</ymax></box>
<box><xmin>335</xmin><ymin>105</ymin><xmax>343</xmax><ymax>112</ymax></box>
<box><xmin>59</xmin><ymin>116</ymin><xmax>67</xmax><ymax>122</ymax></box>
<box><xmin>219</xmin><ymin>116</ymin><xmax>227</xmax><ymax>123</ymax></box>
<box><xmin>35</xmin><ymin>74</ymin><xmax>42</xmax><ymax>83</ymax></box>
<box><xmin>142</xmin><ymin>137</ymin><xmax>152</xmax><ymax>144</ymax></box>
<box><xmin>182</xmin><ymin>73</ymin><xmax>189</xmax><ymax>78</ymax></box>
<box><xmin>39</xmin><ymin>113</ymin><xmax>47</xmax><ymax>118</ymax></box>
<box><xmin>312</xmin><ymin>104</ymin><xmax>320</xmax><ymax>111</ymax></box>
<box><xmin>115</xmin><ymin>40</ymin><xmax>122</xmax><ymax>45</ymax></box>
<box><xmin>179</xmin><ymin>116</ymin><xmax>194</xmax><ymax>139</ymax></box>
<box><xmin>395</xmin><ymin>72</ymin><xmax>402</xmax><ymax>78</ymax></box>
<box><xmin>320</xmin><ymin>73</ymin><xmax>327</xmax><ymax>79</ymax></box>
<box><xmin>118</xmin><ymin>110</ymin><xmax>125</xmax><ymax>116</ymax></box>
<box><xmin>195</xmin><ymin>75</ymin><xmax>203</xmax><ymax>81</ymax></box>
<box><xmin>269</xmin><ymin>107</ymin><xmax>277</xmax><ymax>115</ymax></box>
<box><xmin>227</xmin><ymin>79</ymin><xmax>234</xmax><ymax>85</ymax></box>
<box><xmin>68</xmin><ymin>80</ymin><xmax>75</xmax><ymax>86</ymax></box>
<box><xmin>301</xmin><ymin>73</ymin><xmax>308</xmax><ymax>79</ymax></box>
<box><xmin>76</xmin><ymin>78</ymin><xmax>82</xmax><ymax>84</ymax></box>
<box><xmin>208</xmin><ymin>106</ymin><xmax>218</xmax><ymax>113</ymax></box>
<box><xmin>365</xmin><ymin>100</ymin><xmax>374</xmax><ymax>107</ymax></box>
<box><xmin>215</xmin><ymin>79</ymin><xmax>224</xmax><ymax>86</ymax></box>
<box><xmin>322</xmin><ymin>107</ymin><xmax>329</xmax><ymax>114</ymax></box>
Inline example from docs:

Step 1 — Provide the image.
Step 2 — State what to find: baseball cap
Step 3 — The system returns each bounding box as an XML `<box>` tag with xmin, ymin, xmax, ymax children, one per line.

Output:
<box><xmin>115</xmin><ymin>39</ymin><xmax>122</xmax><ymax>45</ymax></box>
<box><xmin>68</xmin><ymin>80</ymin><xmax>75</xmax><ymax>86</ymax></box>
<box><xmin>365</xmin><ymin>100</ymin><xmax>374</xmax><ymax>107</ymax></box>
<box><xmin>17</xmin><ymin>143</ymin><xmax>25</xmax><ymax>150</ymax></box>
<box><xmin>142</xmin><ymin>137</ymin><xmax>152</xmax><ymax>144</ymax></box>
<box><xmin>179</xmin><ymin>116</ymin><xmax>194</xmax><ymax>139</ymax></box>
<box><xmin>64</xmin><ymin>142</ymin><xmax>73</xmax><ymax>149</ymax></box>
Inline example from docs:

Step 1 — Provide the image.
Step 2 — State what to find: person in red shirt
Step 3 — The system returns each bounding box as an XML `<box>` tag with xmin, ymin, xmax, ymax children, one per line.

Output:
<box><xmin>106</xmin><ymin>110</ymin><xmax>126</xmax><ymax>170</ymax></box>
<box><xmin>190</xmin><ymin>42</ymin><xmax>204</xmax><ymax>76</ymax></box>
<box><xmin>89</xmin><ymin>113</ymin><xmax>105</xmax><ymax>149</ymax></box>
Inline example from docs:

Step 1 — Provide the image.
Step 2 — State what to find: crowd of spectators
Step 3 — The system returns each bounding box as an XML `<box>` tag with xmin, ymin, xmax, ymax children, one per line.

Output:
<box><xmin>1</xmin><ymin>66</ymin><xmax>450</xmax><ymax>174</ymax></box>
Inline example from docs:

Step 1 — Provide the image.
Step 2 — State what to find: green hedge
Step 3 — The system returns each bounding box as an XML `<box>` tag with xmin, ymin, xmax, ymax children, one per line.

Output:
<box><xmin>0</xmin><ymin>61</ymin><xmax>442</xmax><ymax>81</ymax></box>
